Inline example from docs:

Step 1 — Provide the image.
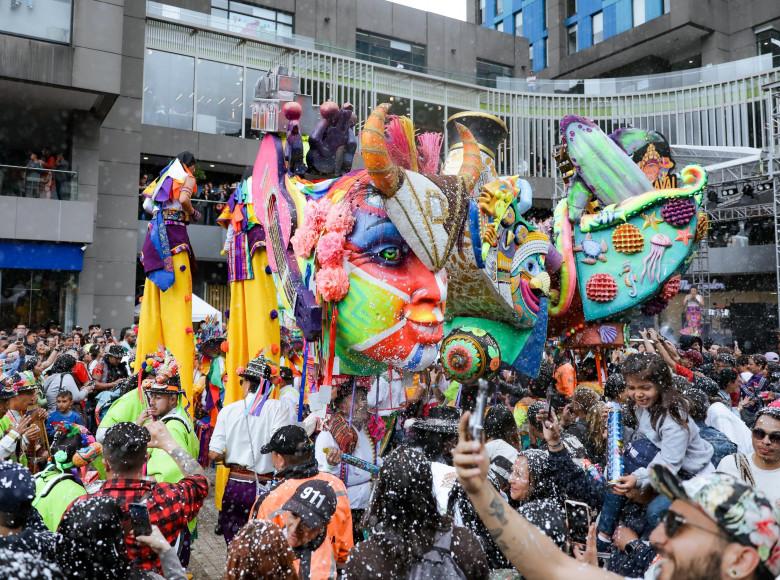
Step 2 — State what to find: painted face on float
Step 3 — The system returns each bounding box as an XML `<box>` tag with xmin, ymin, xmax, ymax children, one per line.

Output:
<box><xmin>335</xmin><ymin>189</ymin><xmax>446</xmax><ymax>374</ymax></box>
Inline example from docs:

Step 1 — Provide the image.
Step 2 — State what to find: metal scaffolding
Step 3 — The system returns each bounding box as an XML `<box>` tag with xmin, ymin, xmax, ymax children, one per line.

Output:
<box><xmin>766</xmin><ymin>80</ymin><xmax>780</xmax><ymax>324</ymax></box>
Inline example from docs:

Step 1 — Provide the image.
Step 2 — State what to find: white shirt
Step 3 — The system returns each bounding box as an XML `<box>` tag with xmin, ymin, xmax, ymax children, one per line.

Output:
<box><xmin>367</xmin><ymin>374</ymin><xmax>407</xmax><ymax>416</ymax></box>
<box><xmin>717</xmin><ymin>453</ymin><xmax>780</xmax><ymax>509</ymax></box>
<box><xmin>209</xmin><ymin>393</ymin><xmax>290</xmax><ymax>475</ymax></box>
<box><xmin>315</xmin><ymin>427</ymin><xmax>379</xmax><ymax>509</ymax></box>
<box><xmin>431</xmin><ymin>461</ymin><xmax>457</xmax><ymax>515</ymax></box>
<box><xmin>706</xmin><ymin>401</ymin><xmax>753</xmax><ymax>454</ymax></box>
<box><xmin>279</xmin><ymin>384</ymin><xmax>300</xmax><ymax>426</ymax></box>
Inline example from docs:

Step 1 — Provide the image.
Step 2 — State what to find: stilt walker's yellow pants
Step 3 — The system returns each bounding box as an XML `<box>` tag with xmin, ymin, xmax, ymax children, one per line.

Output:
<box><xmin>215</xmin><ymin>248</ymin><xmax>280</xmax><ymax>509</ymax></box>
<box><xmin>135</xmin><ymin>252</ymin><xmax>195</xmax><ymax>410</ymax></box>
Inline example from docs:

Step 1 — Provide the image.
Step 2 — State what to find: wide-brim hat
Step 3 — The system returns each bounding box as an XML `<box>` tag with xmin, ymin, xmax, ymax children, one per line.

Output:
<box><xmin>238</xmin><ymin>354</ymin><xmax>273</xmax><ymax>383</ymax></box>
<box><xmin>406</xmin><ymin>416</ymin><xmax>460</xmax><ymax>434</ymax></box>
<box><xmin>106</xmin><ymin>344</ymin><xmax>126</xmax><ymax>359</ymax></box>
<box><xmin>12</xmin><ymin>371</ymin><xmax>40</xmax><ymax>393</ymax></box>
<box><xmin>145</xmin><ymin>376</ymin><xmax>182</xmax><ymax>395</ymax></box>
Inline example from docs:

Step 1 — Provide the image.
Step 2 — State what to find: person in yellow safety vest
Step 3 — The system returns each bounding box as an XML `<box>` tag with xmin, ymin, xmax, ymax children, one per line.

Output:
<box><xmin>136</xmin><ymin>352</ymin><xmax>200</xmax><ymax>562</ymax></box>
<box><xmin>33</xmin><ymin>422</ymin><xmax>103</xmax><ymax>531</ymax></box>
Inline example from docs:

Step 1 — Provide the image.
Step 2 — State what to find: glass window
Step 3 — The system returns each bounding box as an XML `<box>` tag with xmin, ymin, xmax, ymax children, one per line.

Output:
<box><xmin>566</xmin><ymin>0</ymin><xmax>576</xmax><ymax>18</ymax></box>
<box><xmin>0</xmin><ymin>0</ymin><xmax>72</xmax><ymax>43</ymax></box>
<box><xmin>477</xmin><ymin>58</ymin><xmax>513</xmax><ymax>88</ymax></box>
<box><xmin>567</xmin><ymin>24</ymin><xmax>577</xmax><ymax>54</ymax></box>
<box><xmin>514</xmin><ymin>11</ymin><xmax>523</xmax><ymax>36</ymax></box>
<box><xmin>543</xmin><ymin>37</ymin><xmax>548</xmax><ymax>69</ymax></box>
<box><xmin>196</xmin><ymin>60</ymin><xmax>243</xmax><ymax>136</ymax></box>
<box><xmin>142</xmin><ymin>49</ymin><xmax>195</xmax><ymax>130</ymax></box>
<box><xmin>356</xmin><ymin>31</ymin><xmax>426</xmax><ymax>72</ymax></box>
<box><xmin>757</xmin><ymin>28</ymin><xmax>780</xmax><ymax>67</ymax></box>
<box><xmin>412</xmin><ymin>101</ymin><xmax>445</xmax><ymax>143</ymax></box>
<box><xmin>478</xmin><ymin>0</ymin><xmax>486</xmax><ymax>24</ymax></box>
<box><xmin>377</xmin><ymin>94</ymin><xmax>410</xmax><ymax>117</ymax></box>
<box><xmin>244</xmin><ymin>67</ymin><xmax>265</xmax><ymax>140</ymax></box>
<box><xmin>0</xmin><ymin>269</ymin><xmax>77</xmax><ymax>330</ymax></box>
<box><xmin>495</xmin><ymin>0</ymin><xmax>502</xmax><ymax>16</ymax></box>
<box><xmin>663</xmin><ymin>0</ymin><xmax>670</xmax><ymax>14</ymax></box>
<box><xmin>633</xmin><ymin>0</ymin><xmax>645</xmax><ymax>26</ymax></box>
<box><xmin>592</xmin><ymin>12</ymin><xmax>604</xmax><ymax>44</ymax></box>
<box><xmin>529</xmin><ymin>44</ymin><xmax>534</xmax><ymax>71</ymax></box>
<box><xmin>496</xmin><ymin>21</ymin><xmax>504</xmax><ymax>33</ymax></box>
<box><xmin>217</xmin><ymin>2</ymin><xmax>294</xmax><ymax>36</ymax></box>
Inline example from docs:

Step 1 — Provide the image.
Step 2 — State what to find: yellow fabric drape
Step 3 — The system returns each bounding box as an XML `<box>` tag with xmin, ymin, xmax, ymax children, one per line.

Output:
<box><xmin>135</xmin><ymin>252</ymin><xmax>195</xmax><ymax>409</ymax></box>
<box><xmin>216</xmin><ymin>248</ymin><xmax>280</xmax><ymax>510</ymax></box>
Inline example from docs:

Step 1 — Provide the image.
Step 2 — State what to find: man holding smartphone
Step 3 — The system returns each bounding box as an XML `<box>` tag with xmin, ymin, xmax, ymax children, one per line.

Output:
<box><xmin>73</xmin><ymin>420</ymin><xmax>208</xmax><ymax>572</ymax></box>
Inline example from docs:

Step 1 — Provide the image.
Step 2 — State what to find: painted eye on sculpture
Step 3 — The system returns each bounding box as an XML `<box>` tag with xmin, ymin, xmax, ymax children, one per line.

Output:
<box><xmin>524</xmin><ymin>260</ymin><xmax>540</xmax><ymax>276</ymax></box>
<box><xmin>375</xmin><ymin>245</ymin><xmax>404</xmax><ymax>265</ymax></box>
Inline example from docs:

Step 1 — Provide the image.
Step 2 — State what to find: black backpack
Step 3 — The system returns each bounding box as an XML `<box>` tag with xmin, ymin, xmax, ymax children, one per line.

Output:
<box><xmin>406</xmin><ymin>528</ymin><xmax>467</xmax><ymax>580</ymax></box>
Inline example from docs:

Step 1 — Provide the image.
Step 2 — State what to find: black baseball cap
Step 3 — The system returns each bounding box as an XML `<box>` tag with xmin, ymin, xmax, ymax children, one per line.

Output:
<box><xmin>260</xmin><ymin>425</ymin><xmax>313</xmax><ymax>456</ymax></box>
<box><xmin>282</xmin><ymin>479</ymin><xmax>337</xmax><ymax>529</ymax></box>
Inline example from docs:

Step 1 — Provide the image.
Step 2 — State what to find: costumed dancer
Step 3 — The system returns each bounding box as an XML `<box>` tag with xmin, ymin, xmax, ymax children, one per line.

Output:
<box><xmin>137</xmin><ymin>351</ymin><xmax>200</xmax><ymax>565</ymax></box>
<box><xmin>314</xmin><ymin>379</ymin><xmax>382</xmax><ymax>543</ymax></box>
<box><xmin>193</xmin><ymin>315</ymin><xmax>227</xmax><ymax>466</ymax></box>
<box><xmin>208</xmin><ymin>354</ymin><xmax>292</xmax><ymax>545</ymax></box>
<box><xmin>137</xmin><ymin>352</ymin><xmax>200</xmax><ymax>485</ymax></box>
<box><xmin>0</xmin><ymin>372</ymin><xmax>46</xmax><ymax>468</ymax></box>
<box><xmin>136</xmin><ymin>151</ymin><xmax>201</xmax><ymax>409</ymax></box>
<box><xmin>215</xmin><ymin>168</ymin><xmax>281</xmax><ymax>514</ymax></box>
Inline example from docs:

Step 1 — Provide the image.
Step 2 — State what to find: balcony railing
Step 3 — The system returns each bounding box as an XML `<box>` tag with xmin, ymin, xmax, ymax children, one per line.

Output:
<box><xmin>0</xmin><ymin>0</ymin><xmax>72</xmax><ymax>44</ymax></box>
<box><xmin>0</xmin><ymin>164</ymin><xmax>79</xmax><ymax>200</ymax></box>
<box><xmin>147</xmin><ymin>1</ymin><xmax>777</xmax><ymax>94</ymax></box>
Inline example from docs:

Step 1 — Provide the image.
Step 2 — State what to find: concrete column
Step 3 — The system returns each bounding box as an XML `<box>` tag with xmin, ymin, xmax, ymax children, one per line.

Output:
<box><xmin>91</xmin><ymin>4</ymin><xmax>144</xmax><ymax>331</ymax></box>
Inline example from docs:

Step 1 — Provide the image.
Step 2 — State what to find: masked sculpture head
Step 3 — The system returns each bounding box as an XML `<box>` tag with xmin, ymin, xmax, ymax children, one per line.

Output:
<box><xmin>290</xmin><ymin>103</ymin><xmax>481</xmax><ymax>376</ymax></box>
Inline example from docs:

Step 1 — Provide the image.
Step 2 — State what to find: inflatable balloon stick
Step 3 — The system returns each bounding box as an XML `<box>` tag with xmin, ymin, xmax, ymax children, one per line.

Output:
<box><xmin>606</xmin><ymin>402</ymin><xmax>625</xmax><ymax>483</ymax></box>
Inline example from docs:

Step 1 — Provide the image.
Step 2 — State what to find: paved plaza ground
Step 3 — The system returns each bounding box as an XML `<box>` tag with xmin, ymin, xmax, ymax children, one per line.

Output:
<box><xmin>189</xmin><ymin>468</ymin><xmax>228</xmax><ymax>580</ymax></box>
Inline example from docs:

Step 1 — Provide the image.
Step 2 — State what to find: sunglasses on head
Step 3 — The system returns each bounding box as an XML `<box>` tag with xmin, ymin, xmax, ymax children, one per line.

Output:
<box><xmin>664</xmin><ymin>510</ymin><xmax>725</xmax><ymax>540</ymax></box>
<box><xmin>752</xmin><ymin>427</ymin><xmax>780</xmax><ymax>445</ymax></box>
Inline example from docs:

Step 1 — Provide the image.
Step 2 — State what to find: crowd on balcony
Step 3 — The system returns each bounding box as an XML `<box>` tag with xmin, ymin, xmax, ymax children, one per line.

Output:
<box><xmin>0</xmin><ymin>149</ymin><xmax>71</xmax><ymax>200</ymax></box>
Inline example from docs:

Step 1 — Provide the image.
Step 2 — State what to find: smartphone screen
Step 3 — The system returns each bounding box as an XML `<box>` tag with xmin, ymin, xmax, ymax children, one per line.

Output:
<box><xmin>565</xmin><ymin>500</ymin><xmax>592</xmax><ymax>545</ymax></box>
<box><xmin>128</xmin><ymin>502</ymin><xmax>152</xmax><ymax>536</ymax></box>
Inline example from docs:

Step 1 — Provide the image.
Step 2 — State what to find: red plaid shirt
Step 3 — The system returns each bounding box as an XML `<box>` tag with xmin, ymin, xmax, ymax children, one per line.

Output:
<box><xmin>77</xmin><ymin>475</ymin><xmax>208</xmax><ymax>571</ymax></box>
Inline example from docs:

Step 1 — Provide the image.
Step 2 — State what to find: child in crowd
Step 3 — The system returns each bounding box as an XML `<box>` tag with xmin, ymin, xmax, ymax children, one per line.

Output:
<box><xmin>45</xmin><ymin>390</ymin><xmax>84</xmax><ymax>437</ymax></box>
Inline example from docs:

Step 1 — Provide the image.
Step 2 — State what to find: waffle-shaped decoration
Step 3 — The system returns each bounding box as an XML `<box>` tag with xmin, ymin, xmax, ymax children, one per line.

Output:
<box><xmin>585</xmin><ymin>273</ymin><xmax>618</xmax><ymax>302</ymax></box>
<box><xmin>661</xmin><ymin>198</ymin><xmax>696</xmax><ymax>227</ymax></box>
<box><xmin>612</xmin><ymin>223</ymin><xmax>644</xmax><ymax>255</ymax></box>
<box><xmin>694</xmin><ymin>211</ymin><xmax>709</xmax><ymax>242</ymax></box>
<box><xmin>661</xmin><ymin>275</ymin><xmax>681</xmax><ymax>301</ymax></box>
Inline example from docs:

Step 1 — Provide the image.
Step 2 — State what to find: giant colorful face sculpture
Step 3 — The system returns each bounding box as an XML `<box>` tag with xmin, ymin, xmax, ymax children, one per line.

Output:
<box><xmin>287</xmin><ymin>104</ymin><xmax>481</xmax><ymax>376</ymax></box>
<box><xmin>439</xmin><ymin>112</ymin><xmax>552</xmax><ymax>380</ymax></box>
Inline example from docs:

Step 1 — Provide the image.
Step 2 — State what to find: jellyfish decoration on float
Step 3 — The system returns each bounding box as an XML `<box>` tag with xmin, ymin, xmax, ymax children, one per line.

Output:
<box><xmin>438</xmin><ymin>112</ymin><xmax>553</xmax><ymax>383</ymax></box>
<box><xmin>548</xmin><ymin>115</ymin><xmax>709</xmax><ymax>349</ymax></box>
<box><xmin>252</xmin><ymin>102</ymin><xmax>479</xmax><ymax>388</ymax></box>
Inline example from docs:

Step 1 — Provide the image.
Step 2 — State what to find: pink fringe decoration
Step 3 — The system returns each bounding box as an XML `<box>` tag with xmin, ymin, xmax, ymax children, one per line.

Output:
<box><xmin>417</xmin><ymin>132</ymin><xmax>443</xmax><ymax>174</ymax></box>
<box><xmin>325</xmin><ymin>203</ymin><xmax>355</xmax><ymax>234</ymax></box>
<box><xmin>317</xmin><ymin>266</ymin><xmax>350</xmax><ymax>302</ymax></box>
<box><xmin>316</xmin><ymin>231</ymin><xmax>347</xmax><ymax>267</ymax></box>
<box><xmin>386</xmin><ymin>116</ymin><xmax>418</xmax><ymax>172</ymax></box>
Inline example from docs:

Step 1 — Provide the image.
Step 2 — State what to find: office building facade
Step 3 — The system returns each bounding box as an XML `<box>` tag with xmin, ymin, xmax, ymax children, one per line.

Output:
<box><xmin>1</xmin><ymin>0</ymin><xmax>779</xmax><ymax>340</ymax></box>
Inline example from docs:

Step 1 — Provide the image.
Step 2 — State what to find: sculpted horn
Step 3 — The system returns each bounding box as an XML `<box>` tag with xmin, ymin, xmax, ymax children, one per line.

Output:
<box><xmin>360</xmin><ymin>103</ymin><xmax>401</xmax><ymax>197</ymax></box>
<box><xmin>455</xmin><ymin>122</ymin><xmax>482</xmax><ymax>193</ymax></box>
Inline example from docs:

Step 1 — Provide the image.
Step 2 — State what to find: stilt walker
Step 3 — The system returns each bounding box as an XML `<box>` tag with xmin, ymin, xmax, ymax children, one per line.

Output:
<box><xmin>135</xmin><ymin>151</ymin><xmax>201</xmax><ymax>411</ymax></box>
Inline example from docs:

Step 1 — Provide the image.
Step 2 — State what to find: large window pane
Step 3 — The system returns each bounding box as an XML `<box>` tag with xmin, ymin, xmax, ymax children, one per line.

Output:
<box><xmin>633</xmin><ymin>0</ymin><xmax>645</xmax><ymax>26</ymax></box>
<box><xmin>142</xmin><ymin>50</ymin><xmax>195</xmax><ymax>130</ymax></box>
<box><xmin>244</xmin><ymin>67</ymin><xmax>265</xmax><ymax>140</ymax></box>
<box><xmin>0</xmin><ymin>269</ymin><xmax>77</xmax><ymax>330</ymax></box>
<box><xmin>514</xmin><ymin>11</ymin><xmax>523</xmax><ymax>36</ymax></box>
<box><xmin>356</xmin><ymin>31</ymin><xmax>426</xmax><ymax>73</ymax></box>
<box><xmin>0</xmin><ymin>0</ymin><xmax>71</xmax><ymax>44</ymax></box>
<box><xmin>196</xmin><ymin>60</ymin><xmax>243</xmax><ymax>136</ymax></box>
<box><xmin>567</xmin><ymin>24</ymin><xmax>578</xmax><ymax>54</ymax></box>
<box><xmin>592</xmin><ymin>12</ymin><xmax>604</xmax><ymax>44</ymax></box>
<box><xmin>477</xmin><ymin>59</ymin><xmax>513</xmax><ymax>88</ymax></box>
